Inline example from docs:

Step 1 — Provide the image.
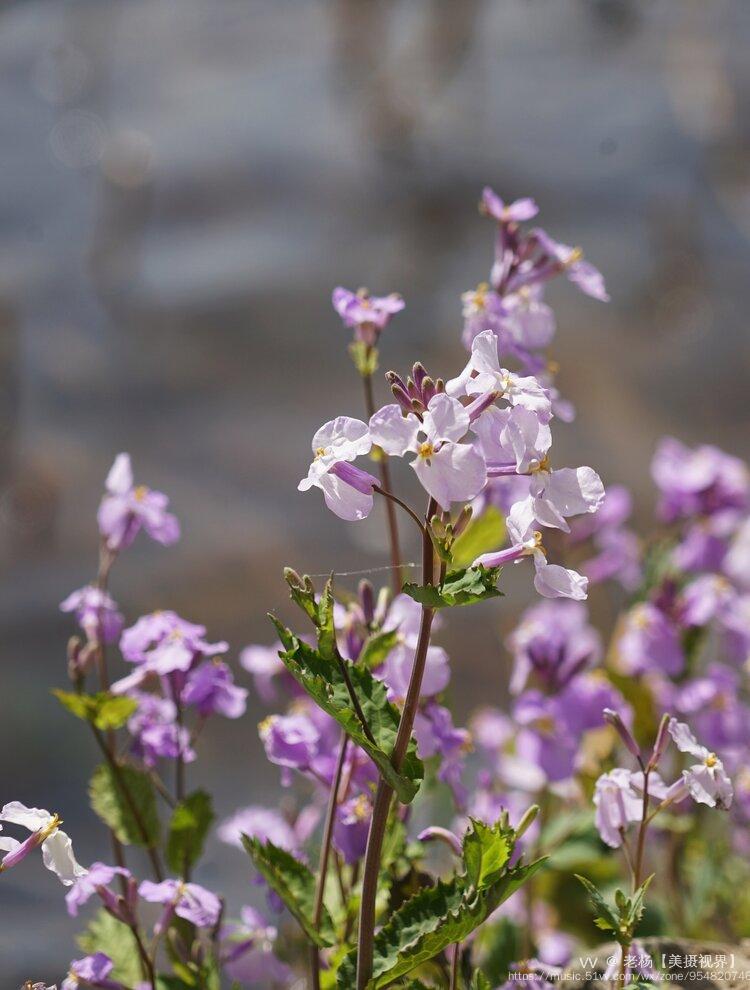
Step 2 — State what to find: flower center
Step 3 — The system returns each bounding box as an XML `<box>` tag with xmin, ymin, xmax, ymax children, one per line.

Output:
<box><xmin>133</xmin><ymin>485</ymin><xmax>149</xmax><ymax>501</ymax></box>
<box><xmin>530</xmin><ymin>455</ymin><xmax>551</xmax><ymax>474</ymax></box>
<box><xmin>315</xmin><ymin>446</ymin><xmax>327</xmax><ymax>459</ymax></box>
<box><xmin>418</xmin><ymin>441</ymin><xmax>434</xmax><ymax>459</ymax></box>
<box><xmin>705</xmin><ymin>753</ymin><xmax>718</xmax><ymax>768</ymax></box>
<box><xmin>564</xmin><ymin>246</ymin><xmax>583</xmax><ymax>268</ymax></box>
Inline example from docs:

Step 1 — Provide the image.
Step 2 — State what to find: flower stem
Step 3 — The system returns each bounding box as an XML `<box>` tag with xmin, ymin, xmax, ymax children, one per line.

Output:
<box><xmin>310</xmin><ymin>733</ymin><xmax>350</xmax><ymax>990</ymax></box>
<box><xmin>362</xmin><ymin>371</ymin><xmax>402</xmax><ymax>594</ymax></box>
<box><xmin>356</xmin><ymin>498</ymin><xmax>437</xmax><ymax>990</ymax></box>
<box><xmin>450</xmin><ymin>943</ymin><xmax>461</xmax><ymax>990</ymax></box>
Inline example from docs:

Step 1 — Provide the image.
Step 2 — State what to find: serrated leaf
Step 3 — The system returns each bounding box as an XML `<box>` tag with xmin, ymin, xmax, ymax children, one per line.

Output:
<box><xmin>242</xmin><ymin>835</ymin><xmax>335</xmax><ymax>948</ymax></box>
<box><xmin>89</xmin><ymin>762</ymin><xmax>160</xmax><ymax>847</ymax></box>
<box><xmin>268</xmin><ymin>617</ymin><xmax>423</xmax><ymax>803</ymax></box>
<box><xmin>166</xmin><ymin>790</ymin><xmax>214</xmax><ymax>874</ymax></box>
<box><xmin>575</xmin><ymin>874</ymin><xmax>621</xmax><ymax>938</ymax></box>
<box><xmin>359</xmin><ymin>629</ymin><xmax>400</xmax><ymax>670</ymax></box>
<box><xmin>338</xmin><ymin>817</ymin><xmax>547</xmax><ymax>988</ymax></box>
<box><xmin>77</xmin><ymin>909</ymin><xmax>143</xmax><ymax>984</ymax></box>
<box><xmin>451</xmin><ymin>507</ymin><xmax>506</xmax><ymax>569</ymax></box>
<box><xmin>402</xmin><ymin>566</ymin><xmax>502</xmax><ymax>609</ymax></box>
<box><xmin>53</xmin><ymin>690</ymin><xmax>137</xmax><ymax>731</ymax></box>
<box><xmin>627</xmin><ymin>874</ymin><xmax>654</xmax><ymax>930</ymax></box>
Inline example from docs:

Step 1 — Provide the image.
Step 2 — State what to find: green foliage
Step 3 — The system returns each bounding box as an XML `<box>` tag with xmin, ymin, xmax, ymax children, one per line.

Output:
<box><xmin>337</xmin><ymin>815</ymin><xmax>547</xmax><ymax>988</ymax></box>
<box><xmin>166</xmin><ymin>789</ymin><xmax>214</xmax><ymax>874</ymax></box>
<box><xmin>450</xmin><ymin>507</ymin><xmax>506</xmax><ymax>569</ymax></box>
<box><xmin>359</xmin><ymin>629</ymin><xmax>401</xmax><ymax>670</ymax></box>
<box><xmin>576</xmin><ymin>874</ymin><xmax>653</xmax><ymax>946</ymax></box>
<box><xmin>53</xmin><ymin>689</ymin><xmax>137</xmax><ymax>731</ymax></box>
<box><xmin>241</xmin><ymin>834</ymin><xmax>335</xmax><ymax>948</ymax></box>
<box><xmin>269</xmin><ymin>616</ymin><xmax>423</xmax><ymax>803</ymax></box>
<box><xmin>77</xmin><ymin>910</ymin><xmax>143</xmax><ymax>984</ymax></box>
<box><xmin>89</xmin><ymin>762</ymin><xmax>160</xmax><ymax>847</ymax></box>
<box><xmin>471</xmin><ymin>971</ymin><xmax>493</xmax><ymax>990</ymax></box>
<box><xmin>402</xmin><ymin>566</ymin><xmax>502</xmax><ymax>609</ymax></box>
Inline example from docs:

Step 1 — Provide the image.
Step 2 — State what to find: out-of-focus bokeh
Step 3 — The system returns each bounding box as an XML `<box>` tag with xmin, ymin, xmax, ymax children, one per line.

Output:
<box><xmin>1</xmin><ymin>0</ymin><xmax>749</xmax><ymax>978</ymax></box>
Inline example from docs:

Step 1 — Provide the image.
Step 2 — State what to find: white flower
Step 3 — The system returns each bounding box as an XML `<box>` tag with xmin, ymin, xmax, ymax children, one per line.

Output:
<box><xmin>298</xmin><ymin>417</ymin><xmax>376</xmax><ymax>521</ymax></box>
<box><xmin>0</xmin><ymin>802</ymin><xmax>87</xmax><ymax>886</ymax></box>
<box><xmin>667</xmin><ymin>719</ymin><xmax>734</xmax><ymax>810</ymax></box>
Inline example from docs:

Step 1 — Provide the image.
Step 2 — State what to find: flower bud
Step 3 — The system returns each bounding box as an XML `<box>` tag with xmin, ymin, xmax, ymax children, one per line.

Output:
<box><xmin>648</xmin><ymin>713</ymin><xmax>671</xmax><ymax>770</ymax></box>
<box><xmin>603</xmin><ymin>708</ymin><xmax>641</xmax><ymax>761</ymax></box>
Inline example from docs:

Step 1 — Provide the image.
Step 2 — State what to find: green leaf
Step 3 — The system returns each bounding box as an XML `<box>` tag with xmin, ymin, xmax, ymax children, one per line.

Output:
<box><xmin>575</xmin><ymin>874</ymin><xmax>621</xmax><ymax>939</ymax></box>
<box><xmin>77</xmin><ymin>910</ymin><xmax>143</xmax><ymax>984</ymax></box>
<box><xmin>166</xmin><ymin>790</ymin><xmax>214</xmax><ymax>874</ymax></box>
<box><xmin>471</xmin><ymin>971</ymin><xmax>493</xmax><ymax>990</ymax></box>
<box><xmin>451</xmin><ymin>507</ymin><xmax>506</xmax><ymax>569</ymax></box>
<box><xmin>242</xmin><ymin>835</ymin><xmax>335</xmax><ymax>948</ymax></box>
<box><xmin>626</xmin><ymin>874</ymin><xmax>654</xmax><ymax>930</ymax></box>
<box><xmin>359</xmin><ymin>629</ymin><xmax>400</xmax><ymax>670</ymax></box>
<box><xmin>402</xmin><ymin>566</ymin><xmax>502</xmax><ymax>609</ymax></box>
<box><xmin>89</xmin><ymin>762</ymin><xmax>160</xmax><ymax>847</ymax></box>
<box><xmin>268</xmin><ymin>617</ymin><xmax>423</xmax><ymax>803</ymax></box>
<box><xmin>338</xmin><ymin>816</ymin><xmax>547</xmax><ymax>988</ymax></box>
<box><xmin>53</xmin><ymin>689</ymin><xmax>138</xmax><ymax>731</ymax></box>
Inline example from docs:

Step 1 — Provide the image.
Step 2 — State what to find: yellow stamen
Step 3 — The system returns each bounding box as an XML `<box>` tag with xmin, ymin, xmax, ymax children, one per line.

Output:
<box><xmin>315</xmin><ymin>446</ymin><xmax>327</xmax><ymax>459</ymax></box>
<box><xmin>564</xmin><ymin>246</ymin><xmax>584</xmax><ymax>268</ymax></box>
<box><xmin>705</xmin><ymin>753</ymin><xmax>718</xmax><ymax>768</ymax></box>
<box><xmin>133</xmin><ymin>485</ymin><xmax>149</xmax><ymax>501</ymax></box>
<box><xmin>418</xmin><ymin>441</ymin><xmax>434</xmax><ymax>459</ymax></box>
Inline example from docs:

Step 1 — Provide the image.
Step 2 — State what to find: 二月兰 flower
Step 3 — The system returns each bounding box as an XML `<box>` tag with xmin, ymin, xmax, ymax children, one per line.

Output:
<box><xmin>668</xmin><ymin>718</ymin><xmax>734</xmax><ymax>810</ymax></box>
<box><xmin>97</xmin><ymin>453</ymin><xmax>180</xmax><ymax>551</ymax></box>
<box><xmin>298</xmin><ymin>416</ymin><xmax>378</xmax><ymax>521</ymax></box>
<box><xmin>0</xmin><ymin>802</ymin><xmax>86</xmax><ymax>886</ymax></box>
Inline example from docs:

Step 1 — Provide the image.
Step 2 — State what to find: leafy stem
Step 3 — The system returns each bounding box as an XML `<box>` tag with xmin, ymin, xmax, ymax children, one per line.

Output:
<box><xmin>356</xmin><ymin>496</ymin><xmax>438</xmax><ymax>990</ymax></box>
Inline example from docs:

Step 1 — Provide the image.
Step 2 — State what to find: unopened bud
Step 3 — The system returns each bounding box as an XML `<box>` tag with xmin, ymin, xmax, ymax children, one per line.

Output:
<box><xmin>515</xmin><ymin>804</ymin><xmax>539</xmax><ymax>839</ymax></box>
<box><xmin>648</xmin><ymin>713</ymin><xmax>672</xmax><ymax>770</ymax></box>
<box><xmin>603</xmin><ymin>708</ymin><xmax>641</xmax><ymax>761</ymax></box>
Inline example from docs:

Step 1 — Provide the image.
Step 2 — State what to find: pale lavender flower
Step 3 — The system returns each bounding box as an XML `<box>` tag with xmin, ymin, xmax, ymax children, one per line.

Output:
<box><xmin>61</xmin><ymin>954</ymin><xmax>122</xmax><ymax>990</ymax></box>
<box><xmin>460</xmin><ymin>282</ymin><xmax>509</xmax><ymax>348</ymax></box>
<box><xmin>446</xmin><ymin>330</ymin><xmax>551</xmax><ymax>420</ymax></box>
<box><xmin>217</xmin><ymin>806</ymin><xmax>301</xmax><ymax>852</ymax></box>
<box><xmin>724</xmin><ymin>516</ymin><xmax>750</xmax><ymax>589</ymax></box>
<box><xmin>507</xmin><ymin>600</ymin><xmax>601</xmax><ymax>694</ymax></box>
<box><xmin>59</xmin><ymin>586</ymin><xmax>124</xmax><ymax>644</ymax></box>
<box><xmin>332</xmin><ymin>286</ymin><xmax>404</xmax><ymax>345</ymax></box>
<box><xmin>333</xmin><ymin>794</ymin><xmax>372</xmax><ymax>864</ymax></box>
<box><xmin>0</xmin><ymin>803</ymin><xmax>86</xmax><ymax>887</ymax></box>
<box><xmin>369</xmin><ymin>394</ymin><xmax>487</xmax><ymax>510</ymax></box>
<box><xmin>414</xmin><ymin>703</ymin><xmax>471</xmax><ymax>807</ymax></box>
<box><xmin>474</xmin><ymin>404</ymin><xmax>551</xmax><ymax>475</ymax></box>
<box><xmin>679</xmin><ymin>574</ymin><xmax>736</xmax><ymax>627</ymax></box>
<box><xmin>259</xmin><ymin>712</ymin><xmax>320</xmax><ymax>776</ymax></box>
<box><xmin>531</xmin><ymin>228</ymin><xmax>609</xmax><ymax>302</ymax></box>
<box><xmin>581</xmin><ymin>526</ymin><xmax>642</xmax><ymax>591</ymax></box>
<box><xmin>593</xmin><ymin>768</ymin><xmax>668</xmax><ymax>848</ymax></box>
<box><xmin>668</xmin><ymin>718</ymin><xmax>734</xmax><ymax>809</ymax></box>
<box><xmin>378</xmin><ymin>642</ymin><xmax>450</xmax><ymax>701</ymax></box>
<box><xmin>669</xmin><ymin>665</ymin><xmax>750</xmax><ymax>752</ymax></box>
<box><xmin>181</xmin><ymin>661</ymin><xmax>247</xmax><ymax>719</ymax></box>
<box><xmin>126</xmin><ymin>692</ymin><xmax>194</xmax><ymax>767</ymax></box>
<box><xmin>480</xmin><ymin>187</ymin><xmax>539</xmax><ymax>223</ymax></box>
<box><xmin>138</xmin><ymin>878</ymin><xmax>222</xmax><ymax>930</ymax></box>
<box><xmin>651</xmin><ymin>438</ymin><xmax>750</xmax><ymax>523</ymax></box>
<box><xmin>65</xmin><ymin>862</ymin><xmax>134</xmax><ymax>920</ymax></box>
<box><xmin>617</xmin><ymin>602</ymin><xmax>684</xmax><ymax>676</ymax></box>
<box><xmin>474</xmin><ymin>530</ymin><xmax>589</xmax><ymax>602</ymax></box>
<box><xmin>298</xmin><ymin>417</ymin><xmax>376</xmax><ymax>521</ymax></box>
<box><xmin>97</xmin><ymin>453</ymin><xmax>179</xmax><ymax>551</ymax></box>
<box><xmin>222</xmin><ymin>906</ymin><xmax>292</xmax><ymax>985</ymax></box>
<box><xmin>506</xmin><ymin>463</ymin><xmax>605</xmax><ymax>537</ymax></box>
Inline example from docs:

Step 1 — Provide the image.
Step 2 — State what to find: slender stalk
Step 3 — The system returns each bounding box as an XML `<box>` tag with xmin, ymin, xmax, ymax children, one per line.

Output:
<box><xmin>127</xmin><ymin>920</ymin><xmax>156</xmax><ymax>988</ymax></box>
<box><xmin>449</xmin><ymin>943</ymin><xmax>461</xmax><ymax>990</ymax></box>
<box><xmin>362</xmin><ymin>370</ymin><xmax>402</xmax><ymax>594</ymax></box>
<box><xmin>310</xmin><ymin>733</ymin><xmax>350</xmax><ymax>990</ymax></box>
<box><xmin>91</xmin><ymin>725</ymin><xmax>164</xmax><ymax>881</ymax></box>
<box><xmin>633</xmin><ymin>767</ymin><xmax>651</xmax><ymax>890</ymax></box>
<box><xmin>356</xmin><ymin>498</ymin><xmax>437</xmax><ymax>989</ymax></box>
<box><xmin>374</xmin><ymin>484</ymin><xmax>427</xmax><ymax>538</ymax></box>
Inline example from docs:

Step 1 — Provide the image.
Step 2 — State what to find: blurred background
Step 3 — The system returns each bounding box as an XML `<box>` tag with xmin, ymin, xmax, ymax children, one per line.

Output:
<box><xmin>1</xmin><ymin>0</ymin><xmax>749</xmax><ymax>979</ymax></box>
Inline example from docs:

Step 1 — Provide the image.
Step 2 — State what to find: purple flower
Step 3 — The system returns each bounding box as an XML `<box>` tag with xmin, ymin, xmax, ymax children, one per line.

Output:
<box><xmin>112</xmin><ymin>611</ymin><xmax>227</xmax><ymax>694</ymax></box>
<box><xmin>97</xmin><ymin>453</ymin><xmax>180</xmax><ymax>551</ymax></box>
<box><xmin>332</xmin><ymin>286</ymin><xmax>404</xmax><ymax>346</ymax></box>
<box><xmin>593</xmin><ymin>769</ymin><xmax>668</xmax><ymax>848</ymax></box>
<box><xmin>475</xmin><ymin>404</ymin><xmax>551</xmax><ymax>476</ymax></box>
<box><xmin>507</xmin><ymin>600</ymin><xmax>601</xmax><ymax>694</ymax></box>
<box><xmin>617</xmin><ymin>603</ymin><xmax>684</xmax><ymax>676</ymax></box>
<box><xmin>446</xmin><ymin>331</ymin><xmax>552</xmax><ymax>421</ymax></box>
<box><xmin>369</xmin><ymin>395</ymin><xmax>487</xmax><ymax>511</ymax></box>
<box><xmin>460</xmin><ymin>282</ymin><xmax>510</xmax><ymax>349</ymax></box>
<box><xmin>65</xmin><ymin>862</ymin><xmax>135</xmax><ymax>921</ymax></box>
<box><xmin>512</xmin><ymin>693</ymin><xmax>578</xmax><ymax>783</ymax></box>
<box><xmin>669</xmin><ymin>665</ymin><xmax>750</xmax><ymax>752</ymax></box>
<box><xmin>414</xmin><ymin>703</ymin><xmax>471</xmax><ymax>807</ymax></box>
<box><xmin>181</xmin><ymin>661</ymin><xmax>247</xmax><ymax>719</ymax></box>
<box><xmin>678</xmin><ymin>574</ymin><xmax>736</xmax><ymax>627</ymax></box>
<box><xmin>530</xmin><ymin>228</ymin><xmax>609</xmax><ymax>302</ymax></box>
<box><xmin>668</xmin><ymin>718</ymin><xmax>734</xmax><ymax>810</ymax></box>
<box><xmin>259</xmin><ymin>713</ymin><xmax>320</xmax><ymax>778</ymax></box>
<box><xmin>651</xmin><ymin>438</ymin><xmax>750</xmax><ymax>523</ymax></box>
<box><xmin>239</xmin><ymin>642</ymin><xmax>286</xmax><ymax>703</ymax></box>
<box><xmin>222</xmin><ymin>906</ymin><xmax>292</xmax><ymax>985</ymax></box>
<box><xmin>724</xmin><ymin>516</ymin><xmax>750</xmax><ymax>589</ymax></box>
<box><xmin>333</xmin><ymin>794</ymin><xmax>371</xmax><ymax>864</ymax></box>
<box><xmin>378</xmin><ymin>642</ymin><xmax>450</xmax><ymax>701</ymax></box>
<box><xmin>126</xmin><ymin>692</ymin><xmax>195</xmax><ymax>768</ymax></box>
<box><xmin>62</xmin><ymin>953</ymin><xmax>122</xmax><ymax>990</ymax></box>
<box><xmin>581</xmin><ymin>526</ymin><xmax>642</xmax><ymax>591</ymax></box>
<box><xmin>217</xmin><ymin>806</ymin><xmax>302</xmax><ymax>853</ymax></box>
<box><xmin>138</xmin><ymin>878</ymin><xmax>222</xmax><ymax>930</ymax></box>
<box><xmin>298</xmin><ymin>417</ymin><xmax>376</xmax><ymax>521</ymax></box>
<box><xmin>59</xmin><ymin>586</ymin><xmax>124</xmax><ymax>644</ymax></box>
<box><xmin>474</xmin><ymin>531</ymin><xmax>589</xmax><ymax>602</ymax></box>
<box><xmin>480</xmin><ymin>187</ymin><xmax>539</xmax><ymax>224</ymax></box>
